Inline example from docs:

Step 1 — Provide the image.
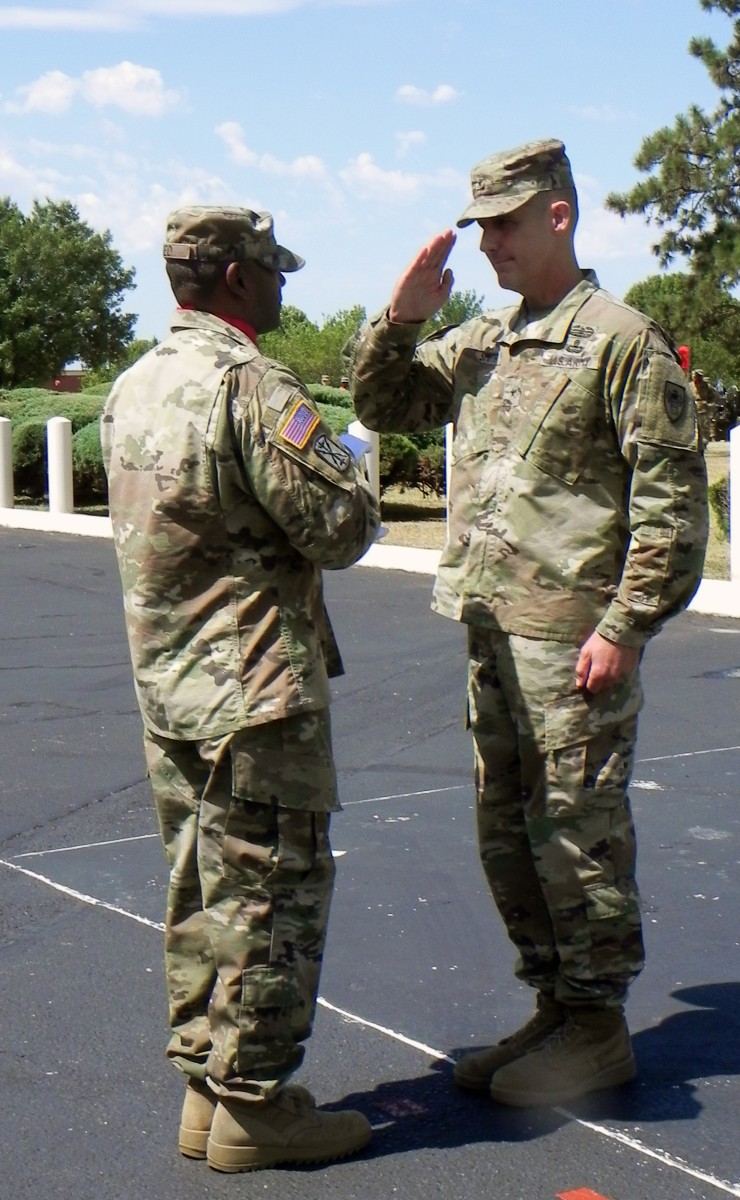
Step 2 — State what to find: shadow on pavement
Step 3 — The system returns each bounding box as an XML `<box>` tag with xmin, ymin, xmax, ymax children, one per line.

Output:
<box><xmin>327</xmin><ymin>981</ymin><xmax>740</xmax><ymax>1162</ymax></box>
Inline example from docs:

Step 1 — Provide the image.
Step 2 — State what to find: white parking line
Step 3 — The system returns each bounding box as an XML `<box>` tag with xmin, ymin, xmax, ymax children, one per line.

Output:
<box><xmin>13</xmin><ymin>833</ymin><xmax>158</xmax><ymax>858</ymax></box>
<box><xmin>0</xmin><ymin>857</ymin><xmax>164</xmax><ymax>930</ymax></box>
<box><xmin>342</xmin><ymin>785</ymin><xmax>469</xmax><ymax>807</ymax></box>
<box><xmin>637</xmin><ymin>744</ymin><xmax>740</xmax><ymax>764</ymax></box>
<box><xmin>1</xmin><ymin>851</ymin><xmax>738</xmax><ymax>1196</ymax></box>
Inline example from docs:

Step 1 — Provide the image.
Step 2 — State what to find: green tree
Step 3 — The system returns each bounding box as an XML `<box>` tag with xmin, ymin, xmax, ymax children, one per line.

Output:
<box><xmin>606</xmin><ymin>0</ymin><xmax>740</xmax><ymax>284</ymax></box>
<box><xmin>423</xmin><ymin>288</ymin><xmax>487</xmax><ymax>336</ymax></box>
<box><xmin>0</xmin><ymin>197</ymin><xmax>136</xmax><ymax>388</ymax></box>
<box><xmin>82</xmin><ymin>337</ymin><xmax>159</xmax><ymax>390</ymax></box>
<box><xmin>261</xmin><ymin>304</ymin><xmax>366</xmax><ymax>383</ymax></box>
<box><xmin>624</xmin><ymin>272</ymin><xmax>740</xmax><ymax>386</ymax></box>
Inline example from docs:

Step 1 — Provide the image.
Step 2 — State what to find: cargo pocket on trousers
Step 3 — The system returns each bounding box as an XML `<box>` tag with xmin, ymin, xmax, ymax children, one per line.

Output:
<box><xmin>543</xmin><ymin>692</ymin><xmax>594</xmax><ymax>816</ymax></box>
<box><xmin>237</xmin><ymin>965</ymin><xmax>303</xmax><ymax>1071</ymax></box>
<box><xmin>543</xmin><ymin>683</ymin><xmax>643</xmax><ymax>818</ymax></box>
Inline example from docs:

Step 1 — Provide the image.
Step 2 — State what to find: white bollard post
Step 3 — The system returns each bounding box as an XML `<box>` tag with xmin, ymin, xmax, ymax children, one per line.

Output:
<box><xmin>730</xmin><ymin>424</ymin><xmax>739</xmax><ymax>583</ymax></box>
<box><xmin>47</xmin><ymin>416</ymin><xmax>74</xmax><ymax>514</ymax></box>
<box><xmin>445</xmin><ymin>422</ymin><xmax>454</xmax><ymax>535</ymax></box>
<box><xmin>347</xmin><ymin>419</ymin><xmax>380</xmax><ymax>500</ymax></box>
<box><xmin>0</xmin><ymin>416</ymin><xmax>13</xmax><ymax>508</ymax></box>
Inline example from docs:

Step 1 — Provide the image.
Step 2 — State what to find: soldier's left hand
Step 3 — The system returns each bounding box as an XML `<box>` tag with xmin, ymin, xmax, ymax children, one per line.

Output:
<box><xmin>575</xmin><ymin>631</ymin><xmax>640</xmax><ymax>694</ymax></box>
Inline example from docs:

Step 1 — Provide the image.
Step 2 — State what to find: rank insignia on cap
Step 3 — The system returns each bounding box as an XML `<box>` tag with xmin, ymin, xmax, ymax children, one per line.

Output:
<box><xmin>279</xmin><ymin>399</ymin><xmax>320</xmax><ymax>449</ymax></box>
<box><xmin>313</xmin><ymin>433</ymin><xmax>351</xmax><ymax>472</ymax></box>
<box><xmin>664</xmin><ymin>381</ymin><xmax>687</xmax><ymax>423</ymax></box>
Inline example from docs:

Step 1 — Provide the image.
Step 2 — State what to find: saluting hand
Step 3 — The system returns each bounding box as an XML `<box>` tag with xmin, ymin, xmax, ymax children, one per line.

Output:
<box><xmin>388</xmin><ymin>230</ymin><xmax>457</xmax><ymax>325</ymax></box>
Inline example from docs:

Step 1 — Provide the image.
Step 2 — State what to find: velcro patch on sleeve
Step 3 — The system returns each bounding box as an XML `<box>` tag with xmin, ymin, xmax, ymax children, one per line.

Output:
<box><xmin>313</xmin><ymin>433</ymin><xmax>351</xmax><ymax>473</ymax></box>
<box><xmin>277</xmin><ymin>399</ymin><xmax>321</xmax><ymax>449</ymax></box>
<box><xmin>638</xmin><ymin>354</ymin><xmax>699</xmax><ymax>450</ymax></box>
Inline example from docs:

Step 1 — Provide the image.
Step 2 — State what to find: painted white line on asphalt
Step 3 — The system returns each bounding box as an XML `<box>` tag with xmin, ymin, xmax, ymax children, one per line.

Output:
<box><xmin>553</xmin><ymin>1112</ymin><xmax>740</xmax><ymax>1198</ymax></box>
<box><xmin>343</xmin><ymin>784</ymin><xmax>469</xmax><ymax>807</ymax></box>
<box><xmin>11</xmin><ymin>836</ymin><xmax>348</xmax><ymax>860</ymax></box>
<box><xmin>637</xmin><ymin>744</ymin><xmax>740</xmax><ymax>764</ymax></box>
<box><xmin>316</xmin><ymin>997</ymin><xmax>452</xmax><ymax>1063</ymax></box>
<box><xmin>0</xmin><ymin>858</ymin><xmax>164</xmax><ymax>930</ymax></box>
<box><xmin>2</xmin><ymin>853</ymin><xmax>739</xmax><ymax>1195</ymax></box>
<box><xmin>13</xmin><ymin>833</ymin><xmax>158</xmax><ymax>858</ymax></box>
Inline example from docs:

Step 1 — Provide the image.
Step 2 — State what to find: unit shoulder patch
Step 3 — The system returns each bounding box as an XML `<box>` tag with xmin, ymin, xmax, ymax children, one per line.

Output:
<box><xmin>663</xmin><ymin>381</ymin><xmax>687</xmax><ymax>423</ymax></box>
<box><xmin>638</xmin><ymin>354</ymin><xmax>698</xmax><ymax>451</ymax></box>
<box><xmin>313</xmin><ymin>433</ymin><xmax>351</xmax><ymax>472</ymax></box>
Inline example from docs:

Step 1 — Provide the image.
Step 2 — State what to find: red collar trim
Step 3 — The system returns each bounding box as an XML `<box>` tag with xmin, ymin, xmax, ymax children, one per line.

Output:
<box><xmin>178</xmin><ymin>305</ymin><xmax>258</xmax><ymax>346</ymax></box>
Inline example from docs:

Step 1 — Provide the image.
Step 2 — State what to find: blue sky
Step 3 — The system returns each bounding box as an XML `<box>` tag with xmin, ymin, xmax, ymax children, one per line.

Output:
<box><xmin>0</xmin><ymin>0</ymin><xmax>727</xmax><ymax>342</ymax></box>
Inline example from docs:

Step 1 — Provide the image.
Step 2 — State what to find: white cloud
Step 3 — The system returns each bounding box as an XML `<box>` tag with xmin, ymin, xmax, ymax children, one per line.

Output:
<box><xmin>396</xmin><ymin>130</ymin><xmax>425</xmax><ymax>158</ymax></box>
<box><xmin>569</xmin><ymin>104</ymin><xmax>637</xmax><ymax>122</ymax></box>
<box><xmin>9</xmin><ymin>71</ymin><xmax>78</xmax><ymax>115</ymax></box>
<box><xmin>0</xmin><ymin>147</ymin><xmax>64</xmax><ymax>193</ymax></box>
<box><xmin>0</xmin><ymin>0</ymin><xmax>396</xmax><ymax>30</ymax></box>
<box><xmin>339</xmin><ymin>152</ymin><xmax>421</xmax><ymax>200</ymax></box>
<box><xmin>127</xmin><ymin>0</ymin><xmax>395</xmax><ymax>13</ymax></box>
<box><xmin>338</xmin><ymin>152</ymin><xmax>463</xmax><ymax>204</ymax></box>
<box><xmin>216</xmin><ymin>121</ymin><xmax>258</xmax><ymax>167</ymax></box>
<box><xmin>6</xmin><ymin>62</ymin><xmax>182</xmax><ymax>118</ymax></box>
<box><xmin>0</xmin><ymin>6</ymin><xmax>131</xmax><ymax>30</ymax></box>
<box><xmin>396</xmin><ymin>83</ymin><xmax>459</xmax><ymax>107</ymax></box>
<box><xmin>80</xmin><ymin>62</ymin><xmax>182</xmax><ymax>116</ymax></box>
<box><xmin>215</xmin><ymin>122</ymin><xmax>329</xmax><ymax>181</ymax></box>
<box><xmin>576</xmin><ymin>202</ymin><xmax>652</xmax><ymax>264</ymax></box>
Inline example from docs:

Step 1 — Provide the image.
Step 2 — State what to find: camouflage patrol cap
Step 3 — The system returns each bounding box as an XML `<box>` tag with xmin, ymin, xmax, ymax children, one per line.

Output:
<box><xmin>163</xmin><ymin>206</ymin><xmax>304</xmax><ymax>272</ymax></box>
<box><xmin>456</xmin><ymin>139</ymin><xmax>574</xmax><ymax>227</ymax></box>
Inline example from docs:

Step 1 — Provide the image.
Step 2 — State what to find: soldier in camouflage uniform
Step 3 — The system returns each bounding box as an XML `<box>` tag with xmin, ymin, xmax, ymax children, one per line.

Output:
<box><xmin>345</xmin><ymin>141</ymin><xmax>708</xmax><ymax>1108</ymax></box>
<box><xmin>101</xmin><ymin>206</ymin><xmax>380</xmax><ymax>1171</ymax></box>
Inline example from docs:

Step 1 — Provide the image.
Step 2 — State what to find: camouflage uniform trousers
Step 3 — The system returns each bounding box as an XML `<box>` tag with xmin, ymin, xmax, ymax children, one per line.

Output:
<box><xmin>467</xmin><ymin>626</ymin><xmax>645</xmax><ymax>1009</ymax></box>
<box><xmin>143</xmin><ymin>708</ymin><xmax>338</xmax><ymax>1100</ymax></box>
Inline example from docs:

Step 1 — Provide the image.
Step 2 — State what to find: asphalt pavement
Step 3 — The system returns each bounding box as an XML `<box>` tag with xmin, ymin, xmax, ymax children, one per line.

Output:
<box><xmin>1</xmin><ymin>528</ymin><xmax>739</xmax><ymax>1200</ymax></box>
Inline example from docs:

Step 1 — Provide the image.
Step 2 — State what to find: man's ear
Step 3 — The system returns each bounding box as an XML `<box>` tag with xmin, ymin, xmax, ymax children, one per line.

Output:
<box><xmin>551</xmin><ymin>200</ymin><xmax>572</xmax><ymax>235</ymax></box>
<box><xmin>225</xmin><ymin>260</ymin><xmax>249</xmax><ymax>298</ymax></box>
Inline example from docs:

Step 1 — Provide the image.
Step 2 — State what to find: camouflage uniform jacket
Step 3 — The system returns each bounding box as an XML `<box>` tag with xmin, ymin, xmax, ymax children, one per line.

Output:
<box><xmin>347</xmin><ymin>275</ymin><xmax>708</xmax><ymax>647</ymax></box>
<box><xmin>102</xmin><ymin>309</ymin><xmax>380</xmax><ymax>740</ymax></box>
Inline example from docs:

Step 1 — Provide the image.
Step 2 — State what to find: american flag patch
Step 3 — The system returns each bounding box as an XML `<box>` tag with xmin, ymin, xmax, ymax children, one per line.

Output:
<box><xmin>278</xmin><ymin>399</ymin><xmax>320</xmax><ymax>449</ymax></box>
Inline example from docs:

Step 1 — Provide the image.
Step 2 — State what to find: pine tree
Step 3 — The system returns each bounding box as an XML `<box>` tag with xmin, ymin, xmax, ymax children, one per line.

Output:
<box><xmin>606</xmin><ymin>0</ymin><xmax>740</xmax><ymax>285</ymax></box>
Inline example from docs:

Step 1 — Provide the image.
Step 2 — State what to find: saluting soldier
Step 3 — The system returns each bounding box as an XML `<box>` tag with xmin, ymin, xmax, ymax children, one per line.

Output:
<box><xmin>345</xmin><ymin>140</ymin><xmax>708</xmax><ymax>1108</ymax></box>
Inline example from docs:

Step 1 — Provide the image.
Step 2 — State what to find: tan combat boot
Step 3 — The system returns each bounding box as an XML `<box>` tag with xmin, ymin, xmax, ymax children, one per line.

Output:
<box><xmin>206</xmin><ymin>1087</ymin><xmax>372</xmax><ymax>1172</ymax></box>
<box><xmin>489</xmin><ymin>1006</ymin><xmax>636</xmax><ymax>1107</ymax></box>
<box><xmin>178</xmin><ymin>1078</ymin><xmax>315</xmax><ymax>1159</ymax></box>
<box><xmin>179</xmin><ymin>1078</ymin><xmax>217</xmax><ymax>1158</ymax></box>
<box><xmin>454</xmin><ymin>993</ymin><xmax>566</xmax><ymax>1090</ymax></box>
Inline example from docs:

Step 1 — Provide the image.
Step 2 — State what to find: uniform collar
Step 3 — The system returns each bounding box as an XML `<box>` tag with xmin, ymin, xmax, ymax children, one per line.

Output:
<box><xmin>508</xmin><ymin>271</ymin><xmax>599</xmax><ymax>344</ymax></box>
<box><xmin>177</xmin><ymin>305</ymin><xmax>259</xmax><ymax>345</ymax></box>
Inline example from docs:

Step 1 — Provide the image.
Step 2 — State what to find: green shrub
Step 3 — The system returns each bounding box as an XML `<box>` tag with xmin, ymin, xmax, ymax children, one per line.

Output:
<box><xmin>307</xmin><ymin>383</ymin><xmax>353</xmax><ymax>410</ymax></box>
<box><xmin>1</xmin><ymin>384</ymin><xmax>441</xmax><ymax>508</ymax></box>
<box><xmin>12</xmin><ymin>419</ymin><xmax>48</xmax><ymax>498</ymax></box>
<box><xmin>408</xmin><ymin>427</ymin><xmax>445</xmax><ymax>452</ymax></box>
<box><xmin>72</xmin><ymin>421</ymin><xmax>107</xmax><ymax>502</ymax></box>
<box><xmin>316</xmin><ymin>402</ymin><xmax>353</xmax><ymax>436</ymax></box>
<box><xmin>378</xmin><ymin>433</ymin><xmax>419</xmax><ymax>493</ymax></box>
<box><xmin>80</xmin><ymin>383</ymin><xmax>113</xmax><ymax>400</ymax></box>
<box><xmin>0</xmin><ymin>389</ymin><xmax>103</xmax><ymax>431</ymax></box>
<box><xmin>417</xmin><ymin>443</ymin><xmax>446</xmax><ymax>496</ymax></box>
<box><xmin>708</xmin><ymin>475</ymin><xmax>729</xmax><ymax>539</ymax></box>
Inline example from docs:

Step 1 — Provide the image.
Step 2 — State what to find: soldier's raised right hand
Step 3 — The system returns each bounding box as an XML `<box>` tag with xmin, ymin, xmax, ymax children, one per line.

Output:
<box><xmin>388</xmin><ymin>230</ymin><xmax>456</xmax><ymax>325</ymax></box>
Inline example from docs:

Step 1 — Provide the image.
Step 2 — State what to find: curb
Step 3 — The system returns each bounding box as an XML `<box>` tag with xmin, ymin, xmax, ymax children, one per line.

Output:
<box><xmin>1</xmin><ymin>508</ymin><xmax>738</xmax><ymax>620</ymax></box>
